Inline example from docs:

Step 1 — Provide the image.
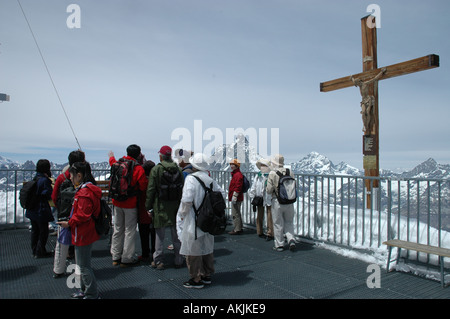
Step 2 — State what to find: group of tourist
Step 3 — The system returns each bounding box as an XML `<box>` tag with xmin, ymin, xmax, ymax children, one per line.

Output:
<box><xmin>24</xmin><ymin>145</ymin><xmax>297</xmax><ymax>298</ymax></box>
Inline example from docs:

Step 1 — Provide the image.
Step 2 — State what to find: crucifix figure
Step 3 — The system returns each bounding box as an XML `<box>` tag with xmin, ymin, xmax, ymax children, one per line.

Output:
<box><xmin>352</xmin><ymin>67</ymin><xmax>386</xmax><ymax>132</ymax></box>
<box><xmin>320</xmin><ymin>15</ymin><xmax>439</xmax><ymax>208</ymax></box>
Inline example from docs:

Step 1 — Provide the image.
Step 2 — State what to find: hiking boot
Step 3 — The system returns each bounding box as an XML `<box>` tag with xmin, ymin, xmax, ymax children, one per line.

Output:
<box><xmin>201</xmin><ymin>276</ymin><xmax>212</xmax><ymax>285</ymax></box>
<box><xmin>53</xmin><ymin>272</ymin><xmax>67</xmax><ymax>279</ymax></box>
<box><xmin>112</xmin><ymin>259</ymin><xmax>121</xmax><ymax>266</ymax></box>
<box><xmin>71</xmin><ymin>291</ymin><xmax>85</xmax><ymax>299</ymax></box>
<box><xmin>151</xmin><ymin>261</ymin><xmax>164</xmax><ymax>270</ymax></box>
<box><xmin>289</xmin><ymin>239</ymin><xmax>296</xmax><ymax>251</ymax></box>
<box><xmin>83</xmin><ymin>295</ymin><xmax>101</xmax><ymax>299</ymax></box>
<box><xmin>183</xmin><ymin>278</ymin><xmax>204</xmax><ymax>289</ymax></box>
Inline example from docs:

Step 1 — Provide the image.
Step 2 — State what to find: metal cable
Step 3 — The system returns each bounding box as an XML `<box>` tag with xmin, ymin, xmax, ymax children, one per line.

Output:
<box><xmin>16</xmin><ymin>0</ymin><xmax>82</xmax><ymax>150</ymax></box>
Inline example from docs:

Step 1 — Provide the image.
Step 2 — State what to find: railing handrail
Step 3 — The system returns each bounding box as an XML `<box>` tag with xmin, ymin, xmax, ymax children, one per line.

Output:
<box><xmin>1</xmin><ymin>168</ymin><xmax>449</xmax><ymax>182</ymax></box>
<box><xmin>2</xmin><ymin>168</ymin><xmax>449</xmax><ymax>267</ymax></box>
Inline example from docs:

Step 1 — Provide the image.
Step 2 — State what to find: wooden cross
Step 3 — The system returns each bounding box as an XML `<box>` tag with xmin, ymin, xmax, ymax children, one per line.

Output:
<box><xmin>320</xmin><ymin>16</ymin><xmax>439</xmax><ymax>208</ymax></box>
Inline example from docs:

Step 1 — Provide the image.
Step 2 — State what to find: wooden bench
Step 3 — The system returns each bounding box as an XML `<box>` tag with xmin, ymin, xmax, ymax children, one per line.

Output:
<box><xmin>384</xmin><ymin>239</ymin><xmax>450</xmax><ymax>287</ymax></box>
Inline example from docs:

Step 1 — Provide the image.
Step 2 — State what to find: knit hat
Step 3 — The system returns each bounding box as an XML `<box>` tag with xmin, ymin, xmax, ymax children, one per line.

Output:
<box><xmin>127</xmin><ymin>144</ymin><xmax>142</xmax><ymax>159</ymax></box>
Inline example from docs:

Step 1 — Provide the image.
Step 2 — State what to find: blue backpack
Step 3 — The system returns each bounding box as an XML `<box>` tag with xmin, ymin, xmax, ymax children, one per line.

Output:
<box><xmin>242</xmin><ymin>175</ymin><xmax>250</xmax><ymax>193</ymax></box>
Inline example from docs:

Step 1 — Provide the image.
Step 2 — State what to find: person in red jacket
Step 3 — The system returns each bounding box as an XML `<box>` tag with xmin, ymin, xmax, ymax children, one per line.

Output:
<box><xmin>58</xmin><ymin>161</ymin><xmax>102</xmax><ymax>299</ymax></box>
<box><xmin>228</xmin><ymin>159</ymin><xmax>244</xmax><ymax>235</ymax></box>
<box><xmin>108</xmin><ymin>145</ymin><xmax>148</xmax><ymax>267</ymax></box>
<box><xmin>52</xmin><ymin>150</ymin><xmax>85</xmax><ymax>278</ymax></box>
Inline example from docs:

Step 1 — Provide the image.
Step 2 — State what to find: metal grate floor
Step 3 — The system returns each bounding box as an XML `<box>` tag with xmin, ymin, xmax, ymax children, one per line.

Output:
<box><xmin>1</xmin><ymin>227</ymin><xmax>450</xmax><ymax>300</ymax></box>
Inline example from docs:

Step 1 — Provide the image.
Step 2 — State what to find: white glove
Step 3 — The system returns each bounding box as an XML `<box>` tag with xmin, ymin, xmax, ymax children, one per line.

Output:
<box><xmin>232</xmin><ymin>192</ymin><xmax>239</xmax><ymax>203</ymax></box>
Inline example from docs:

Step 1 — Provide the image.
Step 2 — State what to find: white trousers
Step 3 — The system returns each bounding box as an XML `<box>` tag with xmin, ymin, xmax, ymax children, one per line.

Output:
<box><xmin>271</xmin><ymin>198</ymin><xmax>295</xmax><ymax>248</ymax></box>
<box><xmin>53</xmin><ymin>226</ymin><xmax>70</xmax><ymax>274</ymax></box>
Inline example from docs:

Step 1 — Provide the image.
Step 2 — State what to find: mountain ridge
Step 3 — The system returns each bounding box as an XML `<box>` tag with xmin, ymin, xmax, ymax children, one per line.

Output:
<box><xmin>1</xmin><ymin>152</ymin><xmax>449</xmax><ymax>180</ymax></box>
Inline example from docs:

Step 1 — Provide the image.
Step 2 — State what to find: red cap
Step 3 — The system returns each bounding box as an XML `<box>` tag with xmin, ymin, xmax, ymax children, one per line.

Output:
<box><xmin>158</xmin><ymin>145</ymin><xmax>172</xmax><ymax>156</ymax></box>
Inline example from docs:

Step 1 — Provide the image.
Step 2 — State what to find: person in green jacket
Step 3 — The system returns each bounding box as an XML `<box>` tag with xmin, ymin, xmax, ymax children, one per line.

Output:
<box><xmin>146</xmin><ymin>145</ymin><xmax>184</xmax><ymax>269</ymax></box>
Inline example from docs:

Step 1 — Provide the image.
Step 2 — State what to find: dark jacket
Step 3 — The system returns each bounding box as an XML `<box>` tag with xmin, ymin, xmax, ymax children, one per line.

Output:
<box><xmin>25</xmin><ymin>173</ymin><xmax>54</xmax><ymax>223</ymax></box>
<box><xmin>145</xmin><ymin>160</ymin><xmax>184</xmax><ymax>228</ymax></box>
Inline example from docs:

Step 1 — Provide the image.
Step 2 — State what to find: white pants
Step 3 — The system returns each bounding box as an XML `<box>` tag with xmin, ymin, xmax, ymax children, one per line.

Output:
<box><xmin>53</xmin><ymin>226</ymin><xmax>70</xmax><ymax>274</ymax></box>
<box><xmin>271</xmin><ymin>198</ymin><xmax>295</xmax><ymax>248</ymax></box>
<box><xmin>110</xmin><ymin>206</ymin><xmax>138</xmax><ymax>263</ymax></box>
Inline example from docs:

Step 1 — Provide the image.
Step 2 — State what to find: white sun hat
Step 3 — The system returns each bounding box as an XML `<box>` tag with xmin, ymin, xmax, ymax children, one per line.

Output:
<box><xmin>189</xmin><ymin>153</ymin><xmax>210</xmax><ymax>171</ymax></box>
<box><xmin>256</xmin><ymin>158</ymin><xmax>270</xmax><ymax>170</ymax></box>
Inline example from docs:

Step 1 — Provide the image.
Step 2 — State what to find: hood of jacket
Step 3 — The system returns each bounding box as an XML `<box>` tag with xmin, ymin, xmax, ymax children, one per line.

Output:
<box><xmin>69</xmin><ymin>182</ymin><xmax>102</xmax><ymax>246</ymax></box>
<box><xmin>160</xmin><ymin>160</ymin><xmax>179</xmax><ymax>173</ymax></box>
<box><xmin>77</xmin><ymin>182</ymin><xmax>103</xmax><ymax>200</ymax></box>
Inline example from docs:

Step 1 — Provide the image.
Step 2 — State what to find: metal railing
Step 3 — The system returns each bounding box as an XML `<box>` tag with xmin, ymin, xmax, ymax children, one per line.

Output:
<box><xmin>2</xmin><ymin>169</ymin><xmax>450</xmax><ymax>257</ymax></box>
<box><xmin>0</xmin><ymin>169</ymin><xmax>109</xmax><ymax>228</ymax></box>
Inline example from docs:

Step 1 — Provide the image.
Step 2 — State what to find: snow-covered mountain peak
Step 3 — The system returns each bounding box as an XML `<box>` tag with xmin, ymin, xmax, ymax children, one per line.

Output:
<box><xmin>289</xmin><ymin>152</ymin><xmax>361</xmax><ymax>175</ymax></box>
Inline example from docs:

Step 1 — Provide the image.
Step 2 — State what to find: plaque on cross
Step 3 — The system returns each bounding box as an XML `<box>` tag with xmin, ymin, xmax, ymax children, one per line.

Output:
<box><xmin>363</xmin><ymin>135</ymin><xmax>377</xmax><ymax>156</ymax></box>
<box><xmin>320</xmin><ymin>15</ymin><xmax>439</xmax><ymax>207</ymax></box>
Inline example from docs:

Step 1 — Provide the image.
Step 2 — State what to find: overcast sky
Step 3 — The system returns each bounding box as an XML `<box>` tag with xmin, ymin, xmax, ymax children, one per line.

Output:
<box><xmin>0</xmin><ymin>0</ymin><xmax>449</xmax><ymax>170</ymax></box>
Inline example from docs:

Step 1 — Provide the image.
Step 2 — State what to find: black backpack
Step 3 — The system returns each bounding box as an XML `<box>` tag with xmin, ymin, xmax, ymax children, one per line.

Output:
<box><xmin>158</xmin><ymin>165</ymin><xmax>183</xmax><ymax>201</ymax></box>
<box><xmin>19</xmin><ymin>176</ymin><xmax>40</xmax><ymax>209</ymax></box>
<box><xmin>56</xmin><ymin>175</ymin><xmax>76</xmax><ymax>220</ymax></box>
<box><xmin>192</xmin><ymin>175</ymin><xmax>227</xmax><ymax>238</ymax></box>
<box><xmin>109</xmin><ymin>158</ymin><xmax>137</xmax><ymax>201</ymax></box>
<box><xmin>93</xmin><ymin>199</ymin><xmax>112</xmax><ymax>236</ymax></box>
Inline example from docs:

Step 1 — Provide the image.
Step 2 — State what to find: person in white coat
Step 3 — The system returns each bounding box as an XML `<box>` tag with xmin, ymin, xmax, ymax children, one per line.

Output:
<box><xmin>249</xmin><ymin>158</ymin><xmax>274</xmax><ymax>241</ymax></box>
<box><xmin>177</xmin><ymin>153</ymin><xmax>226</xmax><ymax>289</ymax></box>
<box><xmin>266</xmin><ymin>154</ymin><xmax>297</xmax><ymax>252</ymax></box>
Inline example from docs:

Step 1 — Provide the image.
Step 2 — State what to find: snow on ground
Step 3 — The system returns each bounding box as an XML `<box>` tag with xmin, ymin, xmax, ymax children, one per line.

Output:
<box><xmin>295</xmin><ymin>201</ymin><xmax>450</xmax><ymax>283</ymax></box>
